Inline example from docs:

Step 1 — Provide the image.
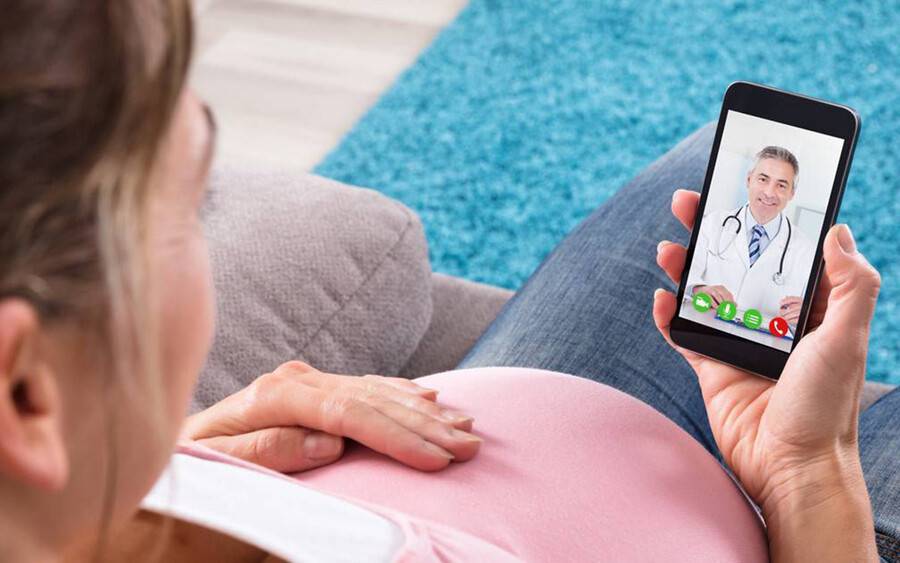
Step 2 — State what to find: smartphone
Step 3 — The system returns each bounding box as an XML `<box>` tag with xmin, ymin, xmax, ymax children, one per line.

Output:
<box><xmin>670</xmin><ymin>81</ymin><xmax>860</xmax><ymax>380</ymax></box>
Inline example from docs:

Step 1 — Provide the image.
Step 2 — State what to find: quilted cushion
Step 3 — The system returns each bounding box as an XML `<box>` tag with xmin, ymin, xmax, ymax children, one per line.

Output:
<box><xmin>193</xmin><ymin>163</ymin><xmax>433</xmax><ymax>411</ymax></box>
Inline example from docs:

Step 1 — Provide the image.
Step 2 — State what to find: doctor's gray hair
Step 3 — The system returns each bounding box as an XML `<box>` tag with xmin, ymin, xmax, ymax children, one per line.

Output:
<box><xmin>751</xmin><ymin>146</ymin><xmax>800</xmax><ymax>192</ymax></box>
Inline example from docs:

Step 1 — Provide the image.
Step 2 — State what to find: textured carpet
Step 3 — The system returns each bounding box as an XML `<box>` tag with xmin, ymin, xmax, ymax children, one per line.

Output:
<box><xmin>315</xmin><ymin>0</ymin><xmax>899</xmax><ymax>383</ymax></box>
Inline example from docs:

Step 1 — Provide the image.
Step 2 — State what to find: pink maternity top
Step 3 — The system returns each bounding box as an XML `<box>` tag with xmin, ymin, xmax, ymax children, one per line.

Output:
<box><xmin>141</xmin><ymin>367</ymin><xmax>769</xmax><ymax>561</ymax></box>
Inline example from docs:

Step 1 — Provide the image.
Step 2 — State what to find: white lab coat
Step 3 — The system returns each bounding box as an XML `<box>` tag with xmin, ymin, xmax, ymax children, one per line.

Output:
<box><xmin>686</xmin><ymin>206</ymin><xmax>815</xmax><ymax>320</ymax></box>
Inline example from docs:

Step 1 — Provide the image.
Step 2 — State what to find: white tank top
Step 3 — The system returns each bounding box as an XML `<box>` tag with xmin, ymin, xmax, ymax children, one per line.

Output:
<box><xmin>140</xmin><ymin>452</ymin><xmax>404</xmax><ymax>562</ymax></box>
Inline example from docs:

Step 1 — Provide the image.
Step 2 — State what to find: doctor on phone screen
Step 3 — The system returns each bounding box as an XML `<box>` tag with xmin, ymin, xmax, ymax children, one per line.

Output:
<box><xmin>687</xmin><ymin>146</ymin><xmax>814</xmax><ymax>329</ymax></box>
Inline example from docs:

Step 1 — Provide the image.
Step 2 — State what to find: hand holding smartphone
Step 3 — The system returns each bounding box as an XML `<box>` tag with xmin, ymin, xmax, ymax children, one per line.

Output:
<box><xmin>652</xmin><ymin>82</ymin><xmax>882</xmax><ymax>561</ymax></box>
<box><xmin>669</xmin><ymin>81</ymin><xmax>860</xmax><ymax>379</ymax></box>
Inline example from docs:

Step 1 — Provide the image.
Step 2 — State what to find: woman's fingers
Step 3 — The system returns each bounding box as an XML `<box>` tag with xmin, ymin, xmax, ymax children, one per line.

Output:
<box><xmin>814</xmin><ymin>225</ymin><xmax>881</xmax><ymax>351</ymax></box>
<box><xmin>190</xmin><ymin>370</ymin><xmax>479</xmax><ymax>472</ymax></box>
<box><xmin>362</xmin><ymin>374</ymin><xmax>440</xmax><ymax>401</ymax></box>
<box><xmin>195</xmin><ymin>427</ymin><xmax>344</xmax><ymax>473</ymax></box>
<box><xmin>652</xmin><ymin>288</ymin><xmax>679</xmax><ymax>347</ymax></box>
<box><xmin>652</xmin><ymin>289</ymin><xmax>708</xmax><ymax>372</ymax></box>
<box><xmin>312</xmin><ymin>391</ymin><xmax>464</xmax><ymax>471</ymax></box>
<box><xmin>672</xmin><ymin>189</ymin><xmax>700</xmax><ymax>232</ymax></box>
<box><xmin>276</xmin><ymin>363</ymin><xmax>443</xmax><ymax>407</ymax></box>
<box><xmin>268</xmin><ymin>364</ymin><xmax>470</xmax><ymax>428</ymax></box>
<box><xmin>363</xmin><ymin>395</ymin><xmax>482</xmax><ymax>462</ymax></box>
<box><xmin>804</xmin><ymin>263</ymin><xmax>833</xmax><ymax>330</ymax></box>
<box><xmin>265</xmin><ymin>363</ymin><xmax>439</xmax><ymax>402</ymax></box>
<box><xmin>258</xmin><ymin>377</ymin><xmax>460</xmax><ymax>471</ymax></box>
<box><xmin>656</xmin><ymin>187</ymin><xmax>699</xmax><ymax>287</ymax></box>
<box><xmin>358</xmin><ymin>375</ymin><xmax>473</xmax><ymax>431</ymax></box>
<box><xmin>656</xmin><ymin>240</ymin><xmax>687</xmax><ymax>285</ymax></box>
<box><xmin>184</xmin><ymin>361</ymin><xmax>481</xmax><ymax>472</ymax></box>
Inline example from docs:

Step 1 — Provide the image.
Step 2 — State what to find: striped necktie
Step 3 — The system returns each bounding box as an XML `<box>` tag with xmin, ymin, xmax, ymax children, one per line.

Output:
<box><xmin>748</xmin><ymin>224</ymin><xmax>766</xmax><ymax>266</ymax></box>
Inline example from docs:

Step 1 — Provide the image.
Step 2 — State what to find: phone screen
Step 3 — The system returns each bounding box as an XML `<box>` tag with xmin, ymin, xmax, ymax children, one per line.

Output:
<box><xmin>678</xmin><ymin>110</ymin><xmax>845</xmax><ymax>352</ymax></box>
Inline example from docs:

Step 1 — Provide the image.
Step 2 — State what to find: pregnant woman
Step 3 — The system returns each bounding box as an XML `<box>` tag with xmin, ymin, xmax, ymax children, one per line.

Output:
<box><xmin>1</xmin><ymin>2</ymin><xmax>897</xmax><ymax>562</ymax></box>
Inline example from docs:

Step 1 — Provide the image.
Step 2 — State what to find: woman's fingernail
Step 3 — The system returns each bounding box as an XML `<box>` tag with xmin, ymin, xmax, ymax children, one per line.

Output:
<box><xmin>449</xmin><ymin>428</ymin><xmax>483</xmax><ymax>442</ymax></box>
<box><xmin>657</xmin><ymin>240</ymin><xmax>670</xmax><ymax>253</ymax></box>
<box><xmin>654</xmin><ymin>288</ymin><xmax>666</xmax><ymax>299</ymax></box>
<box><xmin>440</xmin><ymin>409</ymin><xmax>473</xmax><ymax>424</ymax></box>
<box><xmin>422</xmin><ymin>441</ymin><xmax>455</xmax><ymax>460</ymax></box>
<box><xmin>837</xmin><ymin>224</ymin><xmax>856</xmax><ymax>254</ymax></box>
<box><xmin>305</xmin><ymin>433</ymin><xmax>342</xmax><ymax>460</ymax></box>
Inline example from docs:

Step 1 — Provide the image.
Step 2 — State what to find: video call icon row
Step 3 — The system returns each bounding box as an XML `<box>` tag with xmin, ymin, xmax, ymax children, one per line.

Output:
<box><xmin>692</xmin><ymin>292</ymin><xmax>789</xmax><ymax>338</ymax></box>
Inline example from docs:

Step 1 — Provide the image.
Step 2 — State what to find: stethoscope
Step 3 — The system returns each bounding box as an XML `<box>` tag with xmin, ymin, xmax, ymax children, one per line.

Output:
<box><xmin>714</xmin><ymin>205</ymin><xmax>792</xmax><ymax>285</ymax></box>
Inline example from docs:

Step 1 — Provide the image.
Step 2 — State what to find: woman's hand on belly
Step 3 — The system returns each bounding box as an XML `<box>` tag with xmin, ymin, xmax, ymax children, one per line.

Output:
<box><xmin>181</xmin><ymin>362</ymin><xmax>482</xmax><ymax>473</ymax></box>
<box><xmin>654</xmin><ymin>189</ymin><xmax>880</xmax><ymax>562</ymax></box>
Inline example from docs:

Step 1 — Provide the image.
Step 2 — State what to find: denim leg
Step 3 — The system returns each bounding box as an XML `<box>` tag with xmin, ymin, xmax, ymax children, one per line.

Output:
<box><xmin>860</xmin><ymin>389</ymin><xmax>900</xmax><ymax>561</ymax></box>
<box><xmin>458</xmin><ymin>122</ymin><xmax>720</xmax><ymax>456</ymax></box>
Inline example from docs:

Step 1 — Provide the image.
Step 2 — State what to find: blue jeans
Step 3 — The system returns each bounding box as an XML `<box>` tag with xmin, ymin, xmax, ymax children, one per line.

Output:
<box><xmin>457</xmin><ymin>124</ymin><xmax>900</xmax><ymax>561</ymax></box>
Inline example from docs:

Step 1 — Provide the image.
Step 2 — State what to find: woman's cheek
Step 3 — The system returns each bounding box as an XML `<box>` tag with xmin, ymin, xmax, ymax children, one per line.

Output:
<box><xmin>158</xmin><ymin>227</ymin><xmax>215</xmax><ymax>421</ymax></box>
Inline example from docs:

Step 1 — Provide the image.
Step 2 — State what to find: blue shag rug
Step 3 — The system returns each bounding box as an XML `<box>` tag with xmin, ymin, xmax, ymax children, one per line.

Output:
<box><xmin>315</xmin><ymin>0</ymin><xmax>900</xmax><ymax>383</ymax></box>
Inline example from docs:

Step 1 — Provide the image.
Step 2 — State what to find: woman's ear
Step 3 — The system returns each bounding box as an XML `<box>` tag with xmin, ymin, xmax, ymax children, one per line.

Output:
<box><xmin>0</xmin><ymin>299</ymin><xmax>68</xmax><ymax>491</ymax></box>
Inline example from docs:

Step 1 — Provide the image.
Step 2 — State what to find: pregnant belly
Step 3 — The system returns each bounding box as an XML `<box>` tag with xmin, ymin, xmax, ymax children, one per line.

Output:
<box><xmin>292</xmin><ymin>367</ymin><xmax>769</xmax><ymax>562</ymax></box>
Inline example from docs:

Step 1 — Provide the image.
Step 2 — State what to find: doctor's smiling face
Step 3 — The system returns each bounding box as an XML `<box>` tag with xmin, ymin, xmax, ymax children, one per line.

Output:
<box><xmin>745</xmin><ymin>146</ymin><xmax>798</xmax><ymax>225</ymax></box>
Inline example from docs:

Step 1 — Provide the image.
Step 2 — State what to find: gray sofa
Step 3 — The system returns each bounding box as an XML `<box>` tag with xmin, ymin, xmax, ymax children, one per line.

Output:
<box><xmin>193</xmin><ymin>161</ymin><xmax>895</xmax><ymax>414</ymax></box>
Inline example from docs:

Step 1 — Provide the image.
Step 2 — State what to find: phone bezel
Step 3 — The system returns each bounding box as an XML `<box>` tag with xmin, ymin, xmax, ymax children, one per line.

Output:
<box><xmin>669</xmin><ymin>81</ymin><xmax>860</xmax><ymax>380</ymax></box>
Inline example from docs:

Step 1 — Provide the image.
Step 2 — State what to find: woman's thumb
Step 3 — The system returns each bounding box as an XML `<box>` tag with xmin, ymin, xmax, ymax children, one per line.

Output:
<box><xmin>818</xmin><ymin>224</ymin><xmax>881</xmax><ymax>337</ymax></box>
<box><xmin>196</xmin><ymin>427</ymin><xmax>345</xmax><ymax>473</ymax></box>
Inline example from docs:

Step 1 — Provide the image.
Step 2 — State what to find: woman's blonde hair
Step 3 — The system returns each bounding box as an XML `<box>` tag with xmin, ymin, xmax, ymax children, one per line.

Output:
<box><xmin>0</xmin><ymin>0</ymin><xmax>194</xmax><ymax>556</ymax></box>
